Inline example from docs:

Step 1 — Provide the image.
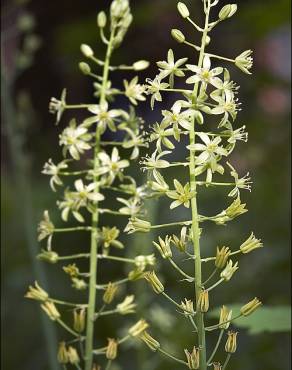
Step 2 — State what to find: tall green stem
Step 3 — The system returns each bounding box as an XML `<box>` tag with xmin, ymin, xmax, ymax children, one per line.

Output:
<box><xmin>84</xmin><ymin>28</ymin><xmax>115</xmax><ymax>370</ymax></box>
<box><xmin>188</xmin><ymin>2</ymin><xmax>211</xmax><ymax>369</ymax></box>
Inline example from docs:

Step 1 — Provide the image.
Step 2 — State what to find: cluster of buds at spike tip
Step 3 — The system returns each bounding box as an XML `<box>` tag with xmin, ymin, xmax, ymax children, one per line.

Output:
<box><xmin>177</xmin><ymin>2</ymin><xmax>190</xmax><ymax>18</ymax></box>
<box><xmin>219</xmin><ymin>305</ymin><xmax>232</xmax><ymax>329</ymax></box>
<box><xmin>103</xmin><ymin>282</ymin><xmax>118</xmax><ymax>304</ymax></box>
<box><xmin>73</xmin><ymin>308</ymin><xmax>86</xmax><ymax>333</ymax></box>
<box><xmin>116</xmin><ymin>295</ymin><xmax>136</xmax><ymax>315</ymax></box>
<box><xmin>215</xmin><ymin>246</ymin><xmax>231</xmax><ymax>268</ymax></box>
<box><xmin>184</xmin><ymin>347</ymin><xmax>200</xmax><ymax>369</ymax></box>
<box><xmin>144</xmin><ymin>271</ymin><xmax>164</xmax><ymax>294</ymax></box>
<box><xmin>139</xmin><ymin>331</ymin><xmax>160</xmax><ymax>351</ymax></box>
<box><xmin>129</xmin><ymin>319</ymin><xmax>149</xmax><ymax>337</ymax></box>
<box><xmin>153</xmin><ymin>235</ymin><xmax>172</xmax><ymax>259</ymax></box>
<box><xmin>171</xmin><ymin>29</ymin><xmax>185</xmax><ymax>43</ymax></box>
<box><xmin>218</xmin><ymin>4</ymin><xmax>237</xmax><ymax>20</ymax></box>
<box><xmin>125</xmin><ymin>217</ymin><xmax>151</xmax><ymax>234</ymax></box>
<box><xmin>225</xmin><ymin>331</ymin><xmax>238</xmax><ymax>353</ymax></box>
<box><xmin>106</xmin><ymin>338</ymin><xmax>118</xmax><ymax>360</ymax></box>
<box><xmin>220</xmin><ymin>260</ymin><xmax>239</xmax><ymax>281</ymax></box>
<box><xmin>235</xmin><ymin>50</ymin><xmax>253</xmax><ymax>75</ymax></box>
<box><xmin>197</xmin><ymin>289</ymin><xmax>209</xmax><ymax>313</ymax></box>
<box><xmin>25</xmin><ymin>281</ymin><xmax>49</xmax><ymax>302</ymax></box>
<box><xmin>240</xmin><ymin>298</ymin><xmax>262</xmax><ymax>316</ymax></box>
<box><xmin>181</xmin><ymin>298</ymin><xmax>195</xmax><ymax>315</ymax></box>
<box><xmin>240</xmin><ymin>232</ymin><xmax>263</xmax><ymax>254</ymax></box>
<box><xmin>37</xmin><ymin>249</ymin><xmax>59</xmax><ymax>264</ymax></box>
<box><xmin>41</xmin><ymin>301</ymin><xmax>60</xmax><ymax>321</ymax></box>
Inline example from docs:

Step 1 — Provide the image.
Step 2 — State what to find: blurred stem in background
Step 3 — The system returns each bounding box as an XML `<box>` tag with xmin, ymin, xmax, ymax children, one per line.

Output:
<box><xmin>1</xmin><ymin>3</ymin><xmax>59</xmax><ymax>369</ymax></box>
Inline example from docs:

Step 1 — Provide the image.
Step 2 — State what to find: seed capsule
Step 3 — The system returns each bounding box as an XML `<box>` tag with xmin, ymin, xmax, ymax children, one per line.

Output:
<box><xmin>144</xmin><ymin>271</ymin><xmax>164</xmax><ymax>294</ymax></box>
<box><xmin>106</xmin><ymin>338</ymin><xmax>118</xmax><ymax>360</ymax></box>
<box><xmin>215</xmin><ymin>246</ymin><xmax>231</xmax><ymax>269</ymax></box>
<box><xmin>197</xmin><ymin>289</ymin><xmax>209</xmax><ymax>313</ymax></box>
<box><xmin>240</xmin><ymin>297</ymin><xmax>262</xmax><ymax>316</ymax></box>
<box><xmin>103</xmin><ymin>282</ymin><xmax>118</xmax><ymax>304</ymax></box>
<box><xmin>225</xmin><ymin>331</ymin><xmax>238</xmax><ymax>353</ymax></box>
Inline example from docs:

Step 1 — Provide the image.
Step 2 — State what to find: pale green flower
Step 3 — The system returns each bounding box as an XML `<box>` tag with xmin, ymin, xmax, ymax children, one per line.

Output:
<box><xmin>141</xmin><ymin>150</ymin><xmax>170</xmax><ymax>171</ymax></box>
<box><xmin>157</xmin><ymin>49</ymin><xmax>188</xmax><ymax>87</ymax></box>
<box><xmin>116</xmin><ymin>295</ymin><xmax>136</xmax><ymax>315</ymax></box>
<box><xmin>100</xmin><ymin>226</ymin><xmax>124</xmax><ymax>253</ymax></box>
<box><xmin>150</xmin><ymin>121</ymin><xmax>175</xmax><ymax>152</ymax></box>
<box><xmin>162</xmin><ymin>102</ymin><xmax>195</xmax><ymax>131</ymax></box>
<box><xmin>42</xmin><ymin>159</ymin><xmax>68</xmax><ymax>191</ymax></box>
<box><xmin>148</xmin><ymin>169</ymin><xmax>169</xmax><ymax>193</ymax></box>
<box><xmin>211</xmin><ymin>90</ymin><xmax>239</xmax><ymax>125</ymax></box>
<box><xmin>49</xmin><ymin>88</ymin><xmax>66</xmax><ymax>125</ymax></box>
<box><xmin>59</xmin><ymin>119</ymin><xmax>91</xmax><ymax>160</ymax></box>
<box><xmin>117</xmin><ymin>196</ymin><xmax>142</xmax><ymax>216</ymax></box>
<box><xmin>124</xmin><ymin>76</ymin><xmax>146</xmax><ymax>105</ymax></box>
<box><xmin>93</xmin><ymin>80</ymin><xmax>120</xmax><ymax>101</ymax></box>
<box><xmin>146</xmin><ymin>77</ymin><xmax>169</xmax><ymax>109</ymax></box>
<box><xmin>186</xmin><ymin>56</ymin><xmax>223</xmax><ymax>88</ymax></box>
<box><xmin>235</xmin><ymin>50</ymin><xmax>253</xmax><ymax>75</ymax></box>
<box><xmin>166</xmin><ymin>179</ymin><xmax>195</xmax><ymax>209</ymax></box>
<box><xmin>37</xmin><ymin>210</ymin><xmax>54</xmax><ymax>243</ymax></box>
<box><xmin>227</xmin><ymin>162</ymin><xmax>252</xmax><ymax>198</ymax></box>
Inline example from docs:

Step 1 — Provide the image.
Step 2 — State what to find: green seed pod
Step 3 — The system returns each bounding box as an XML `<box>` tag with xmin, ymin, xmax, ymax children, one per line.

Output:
<box><xmin>225</xmin><ymin>331</ymin><xmax>238</xmax><ymax>353</ymax></box>
<box><xmin>197</xmin><ymin>289</ymin><xmax>209</xmax><ymax>313</ymax></box>
<box><xmin>177</xmin><ymin>2</ymin><xmax>190</xmax><ymax>18</ymax></box>
<box><xmin>79</xmin><ymin>62</ymin><xmax>91</xmax><ymax>75</ymax></box>
<box><xmin>219</xmin><ymin>4</ymin><xmax>237</xmax><ymax>21</ymax></box>
<box><xmin>97</xmin><ymin>11</ymin><xmax>107</xmax><ymax>28</ymax></box>
<box><xmin>171</xmin><ymin>29</ymin><xmax>185</xmax><ymax>43</ymax></box>
<box><xmin>140</xmin><ymin>331</ymin><xmax>160</xmax><ymax>351</ymax></box>
<box><xmin>240</xmin><ymin>297</ymin><xmax>262</xmax><ymax>316</ymax></box>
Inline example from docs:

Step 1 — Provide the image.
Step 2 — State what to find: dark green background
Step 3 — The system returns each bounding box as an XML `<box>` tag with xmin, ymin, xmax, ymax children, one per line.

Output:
<box><xmin>1</xmin><ymin>0</ymin><xmax>291</xmax><ymax>369</ymax></box>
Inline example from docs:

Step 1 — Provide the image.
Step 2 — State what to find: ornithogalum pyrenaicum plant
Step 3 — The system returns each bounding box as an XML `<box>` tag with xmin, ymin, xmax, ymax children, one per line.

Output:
<box><xmin>125</xmin><ymin>1</ymin><xmax>263</xmax><ymax>370</ymax></box>
<box><xmin>25</xmin><ymin>1</ymin><xmax>155</xmax><ymax>369</ymax></box>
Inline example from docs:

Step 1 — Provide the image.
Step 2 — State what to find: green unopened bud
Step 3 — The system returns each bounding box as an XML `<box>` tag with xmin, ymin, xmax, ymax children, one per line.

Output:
<box><xmin>220</xmin><ymin>260</ymin><xmax>239</xmax><ymax>281</ymax></box>
<box><xmin>97</xmin><ymin>11</ymin><xmax>107</xmax><ymax>28</ymax></box>
<box><xmin>71</xmin><ymin>277</ymin><xmax>87</xmax><ymax>290</ymax></box>
<box><xmin>194</xmin><ymin>110</ymin><xmax>204</xmax><ymax>125</ymax></box>
<box><xmin>80</xmin><ymin>44</ymin><xmax>94</xmax><ymax>58</ymax></box>
<box><xmin>41</xmin><ymin>301</ymin><xmax>60</xmax><ymax>321</ymax></box>
<box><xmin>73</xmin><ymin>308</ymin><xmax>86</xmax><ymax>333</ymax></box>
<box><xmin>133</xmin><ymin>60</ymin><xmax>150</xmax><ymax>71</ymax></box>
<box><xmin>103</xmin><ymin>282</ymin><xmax>118</xmax><ymax>304</ymax></box>
<box><xmin>219</xmin><ymin>4</ymin><xmax>237</xmax><ymax>21</ymax></box>
<box><xmin>37</xmin><ymin>250</ymin><xmax>59</xmax><ymax>264</ymax></box>
<box><xmin>129</xmin><ymin>319</ymin><xmax>149</xmax><ymax>337</ymax></box>
<box><xmin>67</xmin><ymin>346</ymin><xmax>80</xmax><ymax>365</ymax></box>
<box><xmin>106</xmin><ymin>338</ymin><xmax>118</xmax><ymax>360</ymax></box>
<box><xmin>225</xmin><ymin>331</ymin><xmax>238</xmax><ymax>353</ymax></box>
<box><xmin>240</xmin><ymin>232</ymin><xmax>263</xmax><ymax>253</ymax></box>
<box><xmin>205</xmin><ymin>35</ymin><xmax>211</xmax><ymax>46</ymax></box>
<box><xmin>215</xmin><ymin>246</ymin><xmax>231</xmax><ymax>269</ymax></box>
<box><xmin>140</xmin><ymin>331</ymin><xmax>160</xmax><ymax>351</ymax></box>
<box><xmin>235</xmin><ymin>50</ymin><xmax>253</xmax><ymax>74</ymax></box>
<box><xmin>219</xmin><ymin>305</ymin><xmax>232</xmax><ymax>329</ymax></box>
<box><xmin>171</xmin><ymin>29</ymin><xmax>185</xmax><ymax>43</ymax></box>
<box><xmin>184</xmin><ymin>347</ymin><xmax>200</xmax><ymax>369</ymax></box>
<box><xmin>116</xmin><ymin>295</ymin><xmax>136</xmax><ymax>315</ymax></box>
<box><xmin>144</xmin><ymin>271</ymin><xmax>164</xmax><ymax>294</ymax></box>
<box><xmin>25</xmin><ymin>281</ymin><xmax>49</xmax><ymax>302</ymax></box>
<box><xmin>181</xmin><ymin>298</ymin><xmax>195</xmax><ymax>315</ymax></box>
<box><xmin>153</xmin><ymin>236</ymin><xmax>172</xmax><ymax>259</ymax></box>
<box><xmin>197</xmin><ymin>289</ymin><xmax>209</xmax><ymax>313</ymax></box>
<box><xmin>79</xmin><ymin>62</ymin><xmax>91</xmax><ymax>75</ymax></box>
<box><xmin>240</xmin><ymin>298</ymin><xmax>262</xmax><ymax>316</ymax></box>
<box><xmin>57</xmin><ymin>342</ymin><xmax>68</xmax><ymax>364</ymax></box>
<box><xmin>177</xmin><ymin>2</ymin><xmax>190</xmax><ymax>18</ymax></box>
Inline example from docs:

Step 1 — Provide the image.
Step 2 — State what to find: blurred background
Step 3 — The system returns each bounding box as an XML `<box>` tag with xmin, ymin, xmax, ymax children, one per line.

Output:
<box><xmin>1</xmin><ymin>0</ymin><xmax>291</xmax><ymax>369</ymax></box>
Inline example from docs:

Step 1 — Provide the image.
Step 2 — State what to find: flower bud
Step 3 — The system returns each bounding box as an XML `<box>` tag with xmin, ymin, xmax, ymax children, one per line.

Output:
<box><xmin>129</xmin><ymin>319</ymin><xmax>149</xmax><ymax>337</ymax></box>
<box><xmin>116</xmin><ymin>295</ymin><xmax>136</xmax><ymax>315</ymax></box>
<box><xmin>37</xmin><ymin>250</ymin><xmax>59</xmax><ymax>264</ymax></box>
<box><xmin>103</xmin><ymin>282</ymin><xmax>118</xmax><ymax>304</ymax></box>
<box><xmin>97</xmin><ymin>11</ymin><xmax>107</xmax><ymax>28</ymax></box>
<box><xmin>25</xmin><ymin>281</ymin><xmax>49</xmax><ymax>302</ymax></box>
<box><xmin>220</xmin><ymin>260</ymin><xmax>239</xmax><ymax>281</ymax></box>
<box><xmin>133</xmin><ymin>60</ymin><xmax>150</xmax><ymax>71</ymax></box>
<box><xmin>184</xmin><ymin>347</ymin><xmax>200</xmax><ymax>369</ymax></box>
<box><xmin>225</xmin><ymin>331</ymin><xmax>238</xmax><ymax>353</ymax></box>
<box><xmin>73</xmin><ymin>308</ymin><xmax>86</xmax><ymax>333</ymax></box>
<box><xmin>219</xmin><ymin>4</ymin><xmax>237</xmax><ymax>21</ymax></box>
<box><xmin>171</xmin><ymin>29</ymin><xmax>185</xmax><ymax>43</ymax></box>
<box><xmin>140</xmin><ymin>331</ymin><xmax>160</xmax><ymax>351</ymax></box>
<box><xmin>240</xmin><ymin>232</ymin><xmax>262</xmax><ymax>254</ymax></box>
<box><xmin>235</xmin><ymin>50</ymin><xmax>253</xmax><ymax>74</ymax></box>
<box><xmin>219</xmin><ymin>305</ymin><xmax>232</xmax><ymax>329</ymax></box>
<box><xmin>106</xmin><ymin>338</ymin><xmax>118</xmax><ymax>360</ymax></box>
<box><xmin>240</xmin><ymin>297</ymin><xmax>262</xmax><ymax>316</ymax></box>
<box><xmin>57</xmin><ymin>342</ymin><xmax>68</xmax><ymax>364</ymax></box>
<box><xmin>79</xmin><ymin>62</ymin><xmax>91</xmax><ymax>75</ymax></box>
<box><xmin>197</xmin><ymin>289</ymin><xmax>209</xmax><ymax>313</ymax></box>
<box><xmin>67</xmin><ymin>346</ymin><xmax>80</xmax><ymax>365</ymax></box>
<box><xmin>153</xmin><ymin>236</ymin><xmax>172</xmax><ymax>259</ymax></box>
<box><xmin>181</xmin><ymin>298</ymin><xmax>195</xmax><ymax>315</ymax></box>
<box><xmin>71</xmin><ymin>277</ymin><xmax>87</xmax><ymax>290</ymax></box>
<box><xmin>144</xmin><ymin>271</ymin><xmax>164</xmax><ymax>294</ymax></box>
<box><xmin>41</xmin><ymin>301</ymin><xmax>60</xmax><ymax>321</ymax></box>
<box><xmin>177</xmin><ymin>2</ymin><xmax>190</xmax><ymax>18</ymax></box>
<box><xmin>215</xmin><ymin>246</ymin><xmax>231</xmax><ymax>269</ymax></box>
<box><xmin>80</xmin><ymin>44</ymin><xmax>94</xmax><ymax>58</ymax></box>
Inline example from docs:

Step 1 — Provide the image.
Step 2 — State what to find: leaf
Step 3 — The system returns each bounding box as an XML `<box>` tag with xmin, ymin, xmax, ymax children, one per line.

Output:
<box><xmin>208</xmin><ymin>305</ymin><xmax>291</xmax><ymax>334</ymax></box>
